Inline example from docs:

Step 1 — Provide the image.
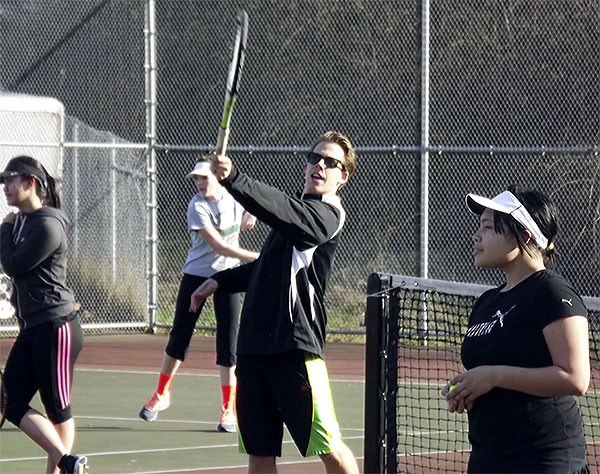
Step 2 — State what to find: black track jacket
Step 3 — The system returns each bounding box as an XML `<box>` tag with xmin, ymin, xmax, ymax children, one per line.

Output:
<box><xmin>0</xmin><ymin>207</ymin><xmax>75</xmax><ymax>329</ymax></box>
<box><xmin>211</xmin><ymin>169</ymin><xmax>345</xmax><ymax>358</ymax></box>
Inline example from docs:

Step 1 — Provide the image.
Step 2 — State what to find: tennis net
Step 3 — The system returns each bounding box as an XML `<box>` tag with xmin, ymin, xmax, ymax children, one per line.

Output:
<box><xmin>363</xmin><ymin>273</ymin><xmax>600</xmax><ymax>474</ymax></box>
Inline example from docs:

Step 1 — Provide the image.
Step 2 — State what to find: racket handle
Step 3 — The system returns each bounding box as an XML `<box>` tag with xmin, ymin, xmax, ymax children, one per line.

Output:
<box><xmin>216</xmin><ymin>127</ymin><xmax>230</xmax><ymax>156</ymax></box>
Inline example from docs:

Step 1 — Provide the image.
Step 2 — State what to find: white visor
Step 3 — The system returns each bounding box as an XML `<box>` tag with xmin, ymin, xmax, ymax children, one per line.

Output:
<box><xmin>466</xmin><ymin>190</ymin><xmax>548</xmax><ymax>249</ymax></box>
<box><xmin>186</xmin><ymin>161</ymin><xmax>212</xmax><ymax>178</ymax></box>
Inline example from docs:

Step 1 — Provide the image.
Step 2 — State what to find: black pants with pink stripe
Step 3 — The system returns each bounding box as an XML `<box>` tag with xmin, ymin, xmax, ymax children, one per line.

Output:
<box><xmin>4</xmin><ymin>313</ymin><xmax>84</xmax><ymax>426</ymax></box>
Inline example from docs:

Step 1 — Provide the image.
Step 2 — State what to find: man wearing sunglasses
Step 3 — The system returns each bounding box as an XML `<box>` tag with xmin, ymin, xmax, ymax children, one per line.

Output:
<box><xmin>190</xmin><ymin>131</ymin><xmax>359</xmax><ymax>474</ymax></box>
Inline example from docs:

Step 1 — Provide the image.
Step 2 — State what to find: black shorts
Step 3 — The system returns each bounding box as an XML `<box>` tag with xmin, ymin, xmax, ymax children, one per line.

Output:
<box><xmin>4</xmin><ymin>314</ymin><xmax>84</xmax><ymax>426</ymax></box>
<box><xmin>235</xmin><ymin>350</ymin><xmax>344</xmax><ymax>457</ymax></box>
<box><xmin>468</xmin><ymin>445</ymin><xmax>589</xmax><ymax>473</ymax></box>
<box><xmin>165</xmin><ymin>273</ymin><xmax>241</xmax><ymax>367</ymax></box>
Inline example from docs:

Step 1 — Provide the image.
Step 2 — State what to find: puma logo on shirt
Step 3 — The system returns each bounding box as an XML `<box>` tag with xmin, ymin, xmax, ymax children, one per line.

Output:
<box><xmin>466</xmin><ymin>305</ymin><xmax>516</xmax><ymax>337</ymax></box>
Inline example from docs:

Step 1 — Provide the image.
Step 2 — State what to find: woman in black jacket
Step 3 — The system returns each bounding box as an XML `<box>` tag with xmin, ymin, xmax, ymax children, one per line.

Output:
<box><xmin>0</xmin><ymin>156</ymin><xmax>87</xmax><ymax>474</ymax></box>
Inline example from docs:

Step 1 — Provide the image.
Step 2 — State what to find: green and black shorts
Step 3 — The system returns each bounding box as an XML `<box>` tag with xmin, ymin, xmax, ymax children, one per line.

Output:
<box><xmin>235</xmin><ymin>350</ymin><xmax>344</xmax><ymax>457</ymax></box>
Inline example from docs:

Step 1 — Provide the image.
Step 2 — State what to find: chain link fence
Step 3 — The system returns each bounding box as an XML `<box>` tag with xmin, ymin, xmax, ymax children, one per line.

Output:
<box><xmin>0</xmin><ymin>0</ymin><xmax>598</xmax><ymax>340</ymax></box>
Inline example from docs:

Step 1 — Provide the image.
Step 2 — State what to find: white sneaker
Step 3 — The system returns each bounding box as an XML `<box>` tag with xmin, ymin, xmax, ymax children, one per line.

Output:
<box><xmin>139</xmin><ymin>391</ymin><xmax>170</xmax><ymax>422</ymax></box>
<box><xmin>217</xmin><ymin>407</ymin><xmax>237</xmax><ymax>433</ymax></box>
<box><xmin>58</xmin><ymin>454</ymin><xmax>88</xmax><ymax>474</ymax></box>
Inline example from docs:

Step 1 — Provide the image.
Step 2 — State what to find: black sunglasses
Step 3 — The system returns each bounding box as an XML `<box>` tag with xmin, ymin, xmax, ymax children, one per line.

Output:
<box><xmin>306</xmin><ymin>152</ymin><xmax>346</xmax><ymax>171</ymax></box>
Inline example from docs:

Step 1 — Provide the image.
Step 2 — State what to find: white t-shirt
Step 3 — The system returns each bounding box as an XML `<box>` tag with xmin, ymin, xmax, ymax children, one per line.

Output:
<box><xmin>182</xmin><ymin>189</ymin><xmax>244</xmax><ymax>277</ymax></box>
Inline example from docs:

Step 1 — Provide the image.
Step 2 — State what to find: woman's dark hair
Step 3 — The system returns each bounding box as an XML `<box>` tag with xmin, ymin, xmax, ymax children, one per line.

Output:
<box><xmin>493</xmin><ymin>184</ymin><xmax>558</xmax><ymax>267</ymax></box>
<box><xmin>10</xmin><ymin>156</ymin><xmax>61</xmax><ymax>209</ymax></box>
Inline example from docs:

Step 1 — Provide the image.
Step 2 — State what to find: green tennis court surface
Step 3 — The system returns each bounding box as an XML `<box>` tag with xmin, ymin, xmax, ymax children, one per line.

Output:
<box><xmin>2</xmin><ymin>367</ymin><xmax>597</xmax><ymax>472</ymax></box>
<box><xmin>0</xmin><ymin>369</ymin><xmax>364</xmax><ymax>473</ymax></box>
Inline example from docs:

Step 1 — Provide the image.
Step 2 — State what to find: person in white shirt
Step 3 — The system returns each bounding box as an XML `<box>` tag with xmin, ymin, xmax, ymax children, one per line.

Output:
<box><xmin>139</xmin><ymin>156</ymin><xmax>259</xmax><ymax>433</ymax></box>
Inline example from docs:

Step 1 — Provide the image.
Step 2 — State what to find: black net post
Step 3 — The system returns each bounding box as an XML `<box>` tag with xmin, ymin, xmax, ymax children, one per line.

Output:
<box><xmin>364</xmin><ymin>273</ymin><xmax>386</xmax><ymax>474</ymax></box>
<box><xmin>386</xmin><ymin>289</ymin><xmax>399</xmax><ymax>473</ymax></box>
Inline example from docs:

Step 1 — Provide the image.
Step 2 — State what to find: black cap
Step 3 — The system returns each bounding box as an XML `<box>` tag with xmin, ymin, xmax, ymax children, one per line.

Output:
<box><xmin>0</xmin><ymin>157</ymin><xmax>47</xmax><ymax>187</ymax></box>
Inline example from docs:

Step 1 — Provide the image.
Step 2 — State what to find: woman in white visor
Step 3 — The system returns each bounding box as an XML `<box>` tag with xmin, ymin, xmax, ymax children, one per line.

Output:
<box><xmin>444</xmin><ymin>184</ymin><xmax>590</xmax><ymax>473</ymax></box>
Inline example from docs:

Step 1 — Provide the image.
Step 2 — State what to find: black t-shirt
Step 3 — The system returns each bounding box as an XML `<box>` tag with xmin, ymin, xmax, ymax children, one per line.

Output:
<box><xmin>461</xmin><ymin>270</ymin><xmax>588</xmax><ymax>470</ymax></box>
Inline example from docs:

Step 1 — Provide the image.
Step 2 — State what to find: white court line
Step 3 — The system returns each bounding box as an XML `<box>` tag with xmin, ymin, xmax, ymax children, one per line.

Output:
<box><xmin>401</xmin><ymin>429</ymin><xmax>468</xmax><ymax>436</ymax></box>
<box><xmin>399</xmin><ymin>448</ymin><xmax>470</xmax><ymax>458</ymax></box>
<box><xmin>128</xmin><ymin>455</ymin><xmax>364</xmax><ymax>474</ymax></box>
<box><xmin>0</xmin><ymin>435</ymin><xmax>364</xmax><ymax>464</ymax></box>
<box><xmin>77</xmin><ymin>415</ymin><xmax>218</xmax><ymax>425</ymax></box>
<box><xmin>76</xmin><ymin>367</ymin><xmax>365</xmax><ymax>384</ymax></box>
<box><xmin>72</xmin><ymin>414</ymin><xmax>364</xmax><ymax>432</ymax></box>
<box><xmin>77</xmin><ymin>367</ymin><xmax>220</xmax><ymax>377</ymax></box>
<box><xmin>116</xmin><ymin>454</ymin><xmax>366</xmax><ymax>474</ymax></box>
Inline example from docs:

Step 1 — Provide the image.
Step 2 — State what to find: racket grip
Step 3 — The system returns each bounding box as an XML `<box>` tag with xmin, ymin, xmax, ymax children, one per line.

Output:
<box><xmin>216</xmin><ymin>127</ymin><xmax>230</xmax><ymax>156</ymax></box>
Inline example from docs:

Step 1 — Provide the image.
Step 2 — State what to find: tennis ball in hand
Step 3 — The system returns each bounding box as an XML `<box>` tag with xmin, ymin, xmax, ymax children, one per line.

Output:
<box><xmin>448</xmin><ymin>382</ymin><xmax>461</xmax><ymax>393</ymax></box>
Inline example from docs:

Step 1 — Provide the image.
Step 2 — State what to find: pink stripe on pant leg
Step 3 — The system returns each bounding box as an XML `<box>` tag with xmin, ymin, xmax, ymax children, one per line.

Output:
<box><xmin>57</xmin><ymin>322</ymin><xmax>72</xmax><ymax>409</ymax></box>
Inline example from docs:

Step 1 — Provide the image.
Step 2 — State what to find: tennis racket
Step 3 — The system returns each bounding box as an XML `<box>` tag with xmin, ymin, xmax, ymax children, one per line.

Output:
<box><xmin>0</xmin><ymin>369</ymin><xmax>6</xmax><ymax>428</ymax></box>
<box><xmin>215</xmin><ymin>9</ymin><xmax>249</xmax><ymax>156</ymax></box>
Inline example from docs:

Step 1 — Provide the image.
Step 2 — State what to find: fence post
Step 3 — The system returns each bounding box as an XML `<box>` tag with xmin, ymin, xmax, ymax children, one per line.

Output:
<box><xmin>144</xmin><ymin>0</ymin><xmax>158</xmax><ymax>331</ymax></box>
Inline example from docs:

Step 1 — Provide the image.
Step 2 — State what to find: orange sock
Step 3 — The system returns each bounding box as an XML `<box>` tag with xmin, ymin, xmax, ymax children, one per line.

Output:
<box><xmin>157</xmin><ymin>373</ymin><xmax>173</xmax><ymax>396</ymax></box>
<box><xmin>221</xmin><ymin>384</ymin><xmax>236</xmax><ymax>411</ymax></box>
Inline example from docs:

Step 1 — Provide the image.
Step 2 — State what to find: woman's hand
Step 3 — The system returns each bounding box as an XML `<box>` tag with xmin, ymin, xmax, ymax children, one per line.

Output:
<box><xmin>443</xmin><ymin>366</ymin><xmax>498</xmax><ymax>413</ymax></box>
<box><xmin>241</xmin><ymin>212</ymin><xmax>256</xmax><ymax>231</ymax></box>
<box><xmin>189</xmin><ymin>278</ymin><xmax>219</xmax><ymax>313</ymax></box>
